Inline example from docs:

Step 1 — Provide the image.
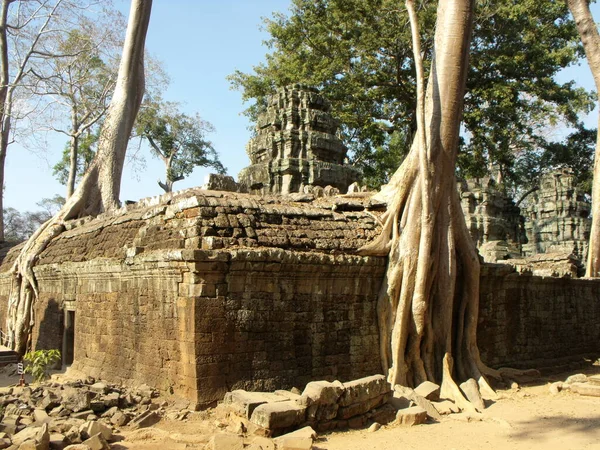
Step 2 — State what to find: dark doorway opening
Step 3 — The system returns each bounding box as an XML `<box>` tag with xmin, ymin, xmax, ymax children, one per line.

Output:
<box><xmin>63</xmin><ymin>310</ymin><xmax>75</xmax><ymax>366</ymax></box>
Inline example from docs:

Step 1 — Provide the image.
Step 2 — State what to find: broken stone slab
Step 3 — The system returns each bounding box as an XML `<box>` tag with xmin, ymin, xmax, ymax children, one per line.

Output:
<box><xmin>393</xmin><ymin>386</ymin><xmax>441</xmax><ymax>421</ymax></box>
<box><xmin>570</xmin><ymin>382</ymin><xmax>600</xmax><ymax>397</ymax></box>
<box><xmin>33</xmin><ymin>409</ymin><xmax>51</xmax><ymax>425</ymax></box>
<box><xmin>205</xmin><ymin>433</ymin><xmax>244</xmax><ymax>450</ymax></box>
<box><xmin>388</xmin><ymin>392</ymin><xmax>412</xmax><ymax>411</ymax></box>
<box><xmin>79</xmin><ymin>421</ymin><xmax>112</xmax><ymax>441</ymax></box>
<box><xmin>109</xmin><ymin>411</ymin><xmax>128</xmax><ymax>427</ymax></box>
<box><xmin>337</xmin><ymin>393</ymin><xmax>388</xmax><ymax>420</ymax></box>
<box><xmin>459</xmin><ymin>379</ymin><xmax>485</xmax><ymax>411</ymax></box>
<box><xmin>101</xmin><ymin>394</ymin><xmax>119</xmax><ymax>409</ymax></box>
<box><xmin>61</xmin><ymin>389</ymin><xmax>91</xmax><ymax>413</ymax></box>
<box><xmin>274</xmin><ymin>390</ymin><xmax>301</xmax><ymax>401</ymax></box>
<box><xmin>565</xmin><ymin>373</ymin><xmax>588</xmax><ymax>384</ymax></box>
<box><xmin>274</xmin><ymin>436</ymin><xmax>313</xmax><ymax>450</ymax></box>
<box><xmin>89</xmin><ymin>384</ymin><xmax>107</xmax><ymax>396</ymax></box>
<box><xmin>588</xmin><ymin>375</ymin><xmax>600</xmax><ymax>386</ymax></box>
<box><xmin>414</xmin><ymin>381</ymin><xmax>440</xmax><ymax>402</ymax></box>
<box><xmin>49</xmin><ymin>433</ymin><xmax>67</xmax><ymax>450</ymax></box>
<box><xmin>249</xmin><ymin>436</ymin><xmax>274</xmax><ymax>450</ymax></box>
<box><xmin>11</xmin><ymin>426</ymin><xmax>41</xmax><ymax>447</ymax></box>
<box><xmin>82</xmin><ymin>432</ymin><xmax>109</xmax><ymax>450</ymax></box>
<box><xmin>129</xmin><ymin>410</ymin><xmax>160</xmax><ymax>430</ymax></box>
<box><xmin>275</xmin><ymin>426</ymin><xmax>316</xmax><ymax>441</ymax></box>
<box><xmin>338</xmin><ymin>375</ymin><xmax>390</xmax><ymax>407</ymax></box>
<box><xmin>63</xmin><ymin>445</ymin><xmax>91</xmax><ymax>450</ymax></box>
<box><xmin>69</xmin><ymin>411</ymin><xmax>94</xmax><ymax>421</ymax></box>
<box><xmin>395</xmin><ymin>406</ymin><xmax>427</xmax><ymax>426</ymax></box>
<box><xmin>224</xmin><ymin>391</ymin><xmax>288</xmax><ymax>419</ymax></box>
<box><xmin>432</xmin><ymin>400</ymin><xmax>459</xmax><ymax>415</ymax></box>
<box><xmin>250</xmin><ymin>401</ymin><xmax>306</xmax><ymax>430</ymax></box>
<box><xmin>301</xmin><ymin>381</ymin><xmax>344</xmax><ymax>406</ymax></box>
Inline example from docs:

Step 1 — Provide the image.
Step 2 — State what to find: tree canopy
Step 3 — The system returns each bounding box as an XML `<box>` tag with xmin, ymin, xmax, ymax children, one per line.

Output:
<box><xmin>229</xmin><ymin>0</ymin><xmax>594</xmax><ymax>189</ymax></box>
<box><xmin>136</xmin><ymin>97</ymin><xmax>225</xmax><ymax>193</ymax></box>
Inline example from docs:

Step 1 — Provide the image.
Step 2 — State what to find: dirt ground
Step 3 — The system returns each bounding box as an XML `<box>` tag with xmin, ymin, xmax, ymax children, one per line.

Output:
<box><xmin>114</xmin><ymin>367</ymin><xmax>600</xmax><ymax>450</ymax></box>
<box><xmin>3</xmin><ymin>366</ymin><xmax>600</xmax><ymax>450</ymax></box>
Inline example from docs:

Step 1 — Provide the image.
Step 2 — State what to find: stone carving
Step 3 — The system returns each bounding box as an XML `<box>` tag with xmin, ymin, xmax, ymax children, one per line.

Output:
<box><xmin>522</xmin><ymin>170</ymin><xmax>591</xmax><ymax>260</ymax></box>
<box><xmin>458</xmin><ymin>178</ymin><xmax>523</xmax><ymax>262</ymax></box>
<box><xmin>238</xmin><ymin>84</ymin><xmax>359</xmax><ymax>195</ymax></box>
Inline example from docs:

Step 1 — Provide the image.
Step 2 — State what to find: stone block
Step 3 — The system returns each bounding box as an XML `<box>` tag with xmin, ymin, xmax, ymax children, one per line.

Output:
<box><xmin>61</xmin><ymin>389</ymin><xmax>91</xmax><ymax>413</ymax></box>
<box><xmin>129</xmin><ymin>411</ymin><xmax>160</xmax><ymax>430</ymax></box>
<box><xmin>338</xmin><ymin>375</ymin><xmax>390</xmax><ymax>407</ymax></box>
<box><xmin>33</xmin><ymin>409</ymin><xmax>51</xmax><ymax>425</ymax></box>
<box><xmin>414</xmin><ymin>381</ymin><xmax>440</xmax><ymax>401</ymax></box>
<box><xmin>49</xmin><ymin>433</ymin><xmax>67</xmax><ymax>450</ymax></box>
<box><xmin>11</xmin><ymin>427</ymin><xmax>41</xmax><ymax>447</ymax></box>
<box><xmin>206</xmin><ymin>433</ymin><xmax>244</xmax><ymax>450</ymax></box>
<box><xmin>432</xmin><ymin>400</ymin><xmax>459</xmax><ymax>415</ymax></box>
<box><xmin>301</xmin><ymin>381</ymin><xmax>344</xmax><ymax>405</ymax></box>
<box><xmin>571</xmin><ymin>383</ymin><xmax>600</xmax><ymax>397</ymax></box>
<box><xmin>224</xmin><ymin>391</ymin><xmax>287</xmax><ymax>419</ymax></box>
<box><xmin>337</xmin><ymin>393</ymin><xmax>387</xmax><ymax>419</ymax></box>
<box><xmin>79</xmin><ymin>421</ymin><xmax>112</xmax><ymax>441</ymax></box>
<box><xmin>394</xmin><ymin>385</ymin><xmax>441</xmax><ymax>420</ymax></box>
<box><xmin>250</xmin><ymin>401</ymin><xmax>306</xmax><ymax>430</ymax></box>
<box><xmin>249</xmin><ymin>436</ymin><xmax>275</xmax><ymax>450</ymax></box>
<box><xmin>69</xmin><ymin>411</ymin><xmax>94</xmax><ymax>421</ymax></box>
<box><xmin>395</xmin><ymin>406</ymin><xmax>427</xmax><ymax>426</ymax></box>
<box><xmin>275</xmin><ymin>436</ymin><xmax>313</xmax><ymax>450</ymax></box>
<box><xmin>82</xmin><ymin>432</ymin><xmax>109</xmax><ymax>450</ymax></box>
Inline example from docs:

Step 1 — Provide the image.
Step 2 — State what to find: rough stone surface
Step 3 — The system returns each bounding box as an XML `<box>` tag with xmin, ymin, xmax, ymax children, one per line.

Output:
<box><xmin>338</xmin><ymin>375</ymin><xmax>390</xmax><ymax>407</ymax></box>
<box><xmin>395</xmin><ymin>406</ymin><xmax>427</xmax><ymax>426</ymax></box>
<box><xmin>205</xmin><ymin>434</ymin><xmax>245</xmax><ymax>450</ymax></box>
<box><xmin>81</xmin><ymin>433</ymin><xmax>108</xmax><ymax>450</ymax></box>
<box><xmin>250</xmin><ymin>401</ymin><xmax>306</xmax><ymax>430</ymax></box>
<box><xmin>413</xmin><ymin>381</ymin><xmax>440</xmax><ymax>402</ymax></box>
<box><xmin>238</xmin><ymin>84</ymin><xmax>359</xmax><ymax>195</ymax></box>
<box><xmin>523</xmin><ymin>170</ymin><xmax>590</xmax><ymax>260</ymax></box>
<box><xmin>570</xmin><ymin>383</ymin><xmax>600</xmax><ymax>397</ymax></box>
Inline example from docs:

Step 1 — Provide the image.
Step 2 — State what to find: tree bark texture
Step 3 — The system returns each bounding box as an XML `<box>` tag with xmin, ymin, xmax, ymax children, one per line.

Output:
<box><xmin>360</xmin><ymin>0</ymin><xmax>496</xmax><ymax>409</ymax></box>
<box><xmin>567</xmin><ymin>0</ymin><xmax>600</xmax><ymax>277</ymax></box>
<box><xmin>5</xmin><ymin>0</ymin><xmax>152</xmax><ymax>354</ymax></box>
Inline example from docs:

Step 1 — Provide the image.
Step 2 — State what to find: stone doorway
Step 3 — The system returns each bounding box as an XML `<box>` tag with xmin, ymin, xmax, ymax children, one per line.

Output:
<box><xmin>62</xmin><ymin>308</ymin><xmax>75</xmax><ymax>367</ymax></box>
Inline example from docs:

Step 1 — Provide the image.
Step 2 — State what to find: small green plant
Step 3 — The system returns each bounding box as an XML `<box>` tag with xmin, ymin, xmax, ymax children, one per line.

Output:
<box><xmin>23</xmin><ymin>349</ymin><xmax>61</xmax><ymax>382</ymax></box>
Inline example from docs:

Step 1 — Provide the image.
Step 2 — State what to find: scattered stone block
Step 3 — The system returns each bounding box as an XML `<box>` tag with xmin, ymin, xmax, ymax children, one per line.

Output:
<box><xmin>432</xmin><ymin>400</ymin><xmax>459</xmax><ymax>415</ymax></box>
<box><xmin>224</xmin><ymin>391</ymin><xmax>287</xmax><ymax>419</ymax></box>
<box><xmin>571</xmin><ymin>382</ymin><xmax>600</xmax><ymax>397</ymax></box>
<box><xmin>338</xmin><ymin>375</ymin><xmax>390</xmax><ymax>407</ymax></box>
<box><xmin>82</xmin><ymin>432</ymin><xmax>109</xmax><ymax>450</ymax></box>
<box><xmin>79</xmin><ymin>422</ymin><xmax>111</xmax><ymax>441</ymax></box>
<box><xmin>63</xmin><ymin>445</ymin><xmax>92</xmax><ymax>450</ymax></box>
<box><xmin>395</xmin><ymin>406</ymin><xmax>427</xmax><ymax>426</ymax></box>
<box><xmin>460</xmin><ymin>379</ymin><xmax>485</xmax><ymax>411</ymax></box>
<box><xmin>250</xmin><ymin>436</ymin><xmax>274</xmax><ymax>450</ymax></box>
<box><xmin>394</xmin><ymin>385</ymin><xmax>441</xmax><ymax>420</ymax></box>
<box><xmin>302</xmin><ymin>381</ymin><xmax>344</xmax><ymax>406</ymax></box>
<box><xmin>129</xmin><ymin>411</ymin><xmax>159</xmax><ymax>430</ymax></box>
<box><xmin>368</xmin><ymin>422</ymin><xmax>381</xmax><ymax>432</ymax></box>
<box><xmin>565</xmin><ymin>374</ymin><xmax>588</xmax><ymax>384</ymax></box>
<box><xmin>276</xmin><ymin>426</ymin><xmax>316</xmax><ymax>441</ymax></box>
<box><xmin>61</xmin><ymin>389</ymin><xmax>91</xmax><ymax>413</ymax></box>
<box><xmin>11</xmin><ymin>426</ymin><xmax>41</xmax><ymax>447</ymax></box>
<box><xmin>33</xmin><ymin>409</ymin><xmax>51</xmax><ymax>425</ymax></box>
<box><xmin>69</xmin><ymin>411</ymin><xmax>94</xmax><ymax>421</ymax></box>
<box><xmin>275</xmin><ymin>436</ymin><xmax>313</xmax><ymax>450</ymax></box>
<box><xmin>414</xmin><ymin>381</ymin><xmax>440</xmax><ymax>402</ymax></box>
<box><xmin>250</xmin><ymin>401</ymin><xmax>306</xmax><ymax>430</ymax></box>
<box><xmin>89</xmin><ymin>384</ymin><xmax>107</xmax><ymax>396</ymax></box>
<box><xmin>337</xmin><ymin>393</ymin><xmax>387</xmax><ymax>420</ymax></box>
<box><xmin>205</xmin><ymin>433</ymin><xmax>244</xmax><ymax>450</ymax></box>
<box><xmin>49</xmin><ymin>433</ymin><xmax>67</xmax><ymax>450</ymax></box>
<box><xmin>110</xmin><ymin>411</ymin><xmax>128</xmax><ymax>427</ymax></box>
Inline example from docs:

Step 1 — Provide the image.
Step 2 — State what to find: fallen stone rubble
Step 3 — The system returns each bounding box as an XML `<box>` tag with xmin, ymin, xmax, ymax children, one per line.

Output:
<box><xmin>549</xmin><ymin>373</ymin><xmax>600</xmax><ymax>397</ymax></box>
<box><xmin>215</xmin><ymin>374</ymin><xmax>473</xmax><ymax>449</ymax></box>
<box><xmin>0</xmin><ymin>376</ymin><xmax>174</xmax><ymax>450</ymax></box>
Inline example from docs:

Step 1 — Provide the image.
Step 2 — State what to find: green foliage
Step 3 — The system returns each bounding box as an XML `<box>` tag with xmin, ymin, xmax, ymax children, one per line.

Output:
<box><xmin>23</xmin><ymin>349</ymin><xmax>61</xmax><ymax>383</ymax></box>
<box><xmin>230</xmin><ymin>0</ymin><xmax>594</xmax><ymax>188</ymax></box>
<box><xmin>136</xmin><ymin>97</ymin><xmax>225</xmax><ymax>191</ymax></box>
<box><xmin>53</xmin><ymin>133</ymin><xmax>98</xmax><ymax>186</ymax></box>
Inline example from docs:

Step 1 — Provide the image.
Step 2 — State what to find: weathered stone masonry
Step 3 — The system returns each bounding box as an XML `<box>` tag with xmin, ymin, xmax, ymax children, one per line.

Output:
<box><xmin>0</xmin><ymin>188</ymin><xmax>599</xmax><ymax>407</ymax></box>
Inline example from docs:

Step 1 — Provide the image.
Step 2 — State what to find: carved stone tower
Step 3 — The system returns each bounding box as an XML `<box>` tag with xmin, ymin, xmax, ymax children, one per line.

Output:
<box><xmin>238</xmin><ymin>84</ymin><xmax>359</xmax><ymax>195</ymax></box>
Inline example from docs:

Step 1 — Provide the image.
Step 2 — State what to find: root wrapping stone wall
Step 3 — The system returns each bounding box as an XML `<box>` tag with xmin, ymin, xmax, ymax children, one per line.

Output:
<box><xmin>0</xmin><ymin>188</ymin><xmax>599</xmax><ymax>407</ymax></box>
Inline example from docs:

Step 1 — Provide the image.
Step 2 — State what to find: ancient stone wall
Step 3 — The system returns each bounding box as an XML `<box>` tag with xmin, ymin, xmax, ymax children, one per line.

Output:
<box><xmin>478</xmin><ymin>264</ymin><xmax>600</xmax><ymax>369</ymax></box>
<box><xmin>1</xmin><ymin>188</ymin><xmax>599</xmax><ymax>407</ymax></box>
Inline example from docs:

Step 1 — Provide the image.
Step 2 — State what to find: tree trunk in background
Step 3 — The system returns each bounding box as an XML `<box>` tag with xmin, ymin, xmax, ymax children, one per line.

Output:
<box><xmin>567</xmin><ymin>0</ymin><xmax>600</xmax><ymax>277</ymax></box>
<box><xmin>360</xmin><ymin>0</ymin><xmax>496</xmax><ymax>409</ymax></box>
<box><xmin>66</xmin><ymin>133</ymin><xmax>79</xmax><ymax>199</ymax></box>
<box><xmin>5</xmin><ymin>0</ymin><xmax>152</xmax><ymax>355</ymax></box>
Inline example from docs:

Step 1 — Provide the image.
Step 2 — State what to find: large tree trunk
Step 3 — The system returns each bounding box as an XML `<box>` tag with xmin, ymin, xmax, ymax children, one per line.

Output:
<box><xmin>5</xmin><ymin>0</ymin><xmax>152</xmax><ymax>354</ymax></box>
<box><xmin>0</xmin><ymin>0</ymin><xmax>11</xmax><ymax>243</ymax></box>
<box><xmin>66</xmin><ymin>131</ymin><xmax>79</xmax><ymax>199</ymax></box>
<box><xmin>360</xmin><ymin>0</ymin><xmax>496</xmax><ymax>409</ymax></box>
<box><xmin>567</xmin><ymin>0</ymin><xmax>600</xmax><ymax>277</ymax></box>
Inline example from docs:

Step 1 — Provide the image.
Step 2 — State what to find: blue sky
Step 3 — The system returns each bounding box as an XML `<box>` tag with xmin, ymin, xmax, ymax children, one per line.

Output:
<box><xmin>3</xmin><ymin>1</ymin><xmax>600</xmax><ymax>212</ymax></box>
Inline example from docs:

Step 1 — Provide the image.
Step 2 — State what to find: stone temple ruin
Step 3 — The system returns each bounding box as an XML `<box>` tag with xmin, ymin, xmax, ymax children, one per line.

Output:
<box><xmin>238</xmin><ymin>84</ymin><xmax>360</xmax><ymax>196</ymax></box>
<box><xmin>0</xmin><ymin>87</ymin><xmax>598</xmax><ymax>410</ymax></box>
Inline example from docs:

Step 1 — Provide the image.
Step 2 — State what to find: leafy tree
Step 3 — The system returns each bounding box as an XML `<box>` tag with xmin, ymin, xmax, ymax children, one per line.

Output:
<box><xmin>136</xmin><ymin>97</ymin><xmax>225</xmax><ymax>193</ymax></box>
<box><xmin>229</xmin><ymin>0</ymin><xmax>594</xmax><ymax>189</ymax></box>
<box><xmin>24</xmin><ymin>349</ymin><xmax>61</xmax><ymax>382</ymax></box>
<box><xmin>0</xmin><ymin>0</ymin><xmax>109</xmax><ymax>242</ymax></box>
<box><xmin>7</xmin><ymin>0</ymin><xmax>152</xmax><ymax>355</ymax></box>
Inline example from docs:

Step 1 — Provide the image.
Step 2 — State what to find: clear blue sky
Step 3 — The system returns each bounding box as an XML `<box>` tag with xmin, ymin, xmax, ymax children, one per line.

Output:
<box><xmin>5</xmin><ymin>0</ymin><xmax>292</xmax><ymax>211</ymax></box>
<box><xmin>3</xmin><ymin>1</ymin><xmax>599</xmax><ymax>212</ymax></box>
